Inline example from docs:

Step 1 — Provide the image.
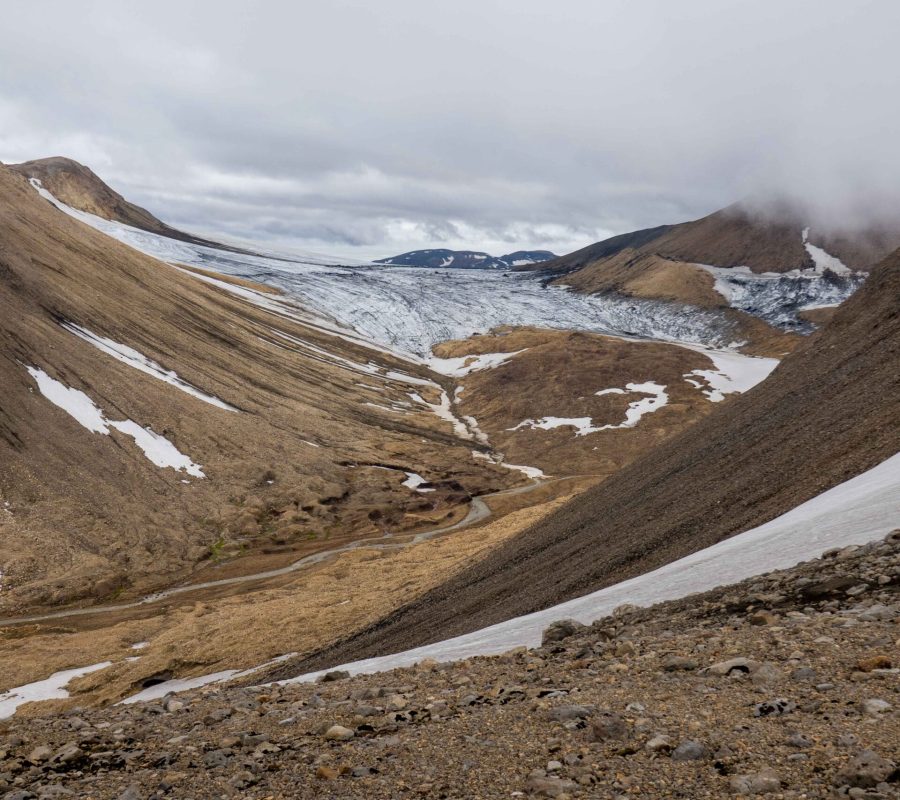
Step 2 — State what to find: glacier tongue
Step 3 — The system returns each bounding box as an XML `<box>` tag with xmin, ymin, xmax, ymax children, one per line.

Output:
<box><xmin>30</xmin><ymin>180</ymin><xmax>739</xmax><ymax>354</ymax></box>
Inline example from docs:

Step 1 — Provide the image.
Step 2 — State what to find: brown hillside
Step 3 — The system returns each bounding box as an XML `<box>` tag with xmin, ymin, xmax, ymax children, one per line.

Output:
<box><xmin>0</xmin><ymin>163</ymin><xmax>522</xmax><ymax>612</ymax></box>
<box><xmin>530</xmin><ymin>203</ymin><xmax>900</xmax><ymax>278</ymax></box>
<box><xmin>276</xmin><ymin>246</ymin><xmax>900</xmax><ymax>676</ymax></box>
<box><xmin>8</xmin><ymin>156</ymin><xmax>223</xmax><ymax>248</ymax></box>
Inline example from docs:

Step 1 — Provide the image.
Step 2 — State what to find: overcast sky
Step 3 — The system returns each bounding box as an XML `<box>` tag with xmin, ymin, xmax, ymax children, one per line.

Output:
<box><xmin>2</xmin><ymin>1</ymin><xmax>899</xmax><ymax>259</ymax></box>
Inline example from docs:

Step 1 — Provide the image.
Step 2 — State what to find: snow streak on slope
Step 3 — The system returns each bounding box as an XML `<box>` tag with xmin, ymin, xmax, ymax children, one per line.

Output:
<box><xmin>29</xmin><ymin>181</ymin><xmax>738</xmax><ymax>356</ymax></box>
<box><xmin>26</xmin><ymin>367</ymin><xmax>205</xmax><ymax>477</ymax></box>
<box><xmin>285</xmin><ymin>451</ymin><xmax>900</xmax><ymax>682</ymax></box>
<box><xmin>62</xmin><ymin>323</ymin><xmax>237</xmax><ymax>411</ymax></box>
<box><xmin>802</xmin><ymin>227</ymin><xmax>851</xmax><ymax>275</ymax></box>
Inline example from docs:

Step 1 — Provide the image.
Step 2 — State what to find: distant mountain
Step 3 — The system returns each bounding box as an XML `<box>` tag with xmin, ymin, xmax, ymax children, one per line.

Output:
<box><xmin>516</xmin><ymin>203</ymin><xmax>900</xmax><ymax>331</ymax></box>
<box><xmin>376</xmin><ymin>248</ymin><xmax>557</xmax><ymax>270</ymax></box>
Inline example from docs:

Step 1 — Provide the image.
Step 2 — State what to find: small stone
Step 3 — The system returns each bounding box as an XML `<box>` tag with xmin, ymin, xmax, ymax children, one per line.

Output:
<box><xmin>541</xmin><ymin>619</ymin><xmax>586</xmax><ymax>646</ymax></box>
<box><xmin>856</xmin><ymin>655</ymin><xmax>892</xmax><ymax>672</ymax></box>
<box><xmin>754</xmin><ymin>699</ymin><xmax>795</xmax><ymax>717</ymax></box>
<box><xmin>316</xmin><ymin>765</ymin><xmax>340</xmax><ymax>779</ymax></box>
<box><xmin>858</xmin><ymin>604</ymin><xmax>896</xmax><ymax>621</ymax></box>
<box><xmin>588</xmin><ymin>711</ymin><xmax>629</xmax><ymax>741</ymax></box>
<box><xmin>117</xmin><ymin>786</ymin><xmax>142</xmax><ymax>800</ymax></box>
<box><xmin>729</xmin><ymin>767</ymin><xmax>782</xmax><ymax>794</ymax></box>
<box><xmin>525</xmin><ymin>774</ymin><xmax>578</xmax><ymax>797</ymax></box>
<box><xmin>384</xmin><ymin>694</ymin><xmax>408</xmax><ymax>712</ymax></box>
<box><xmin>751</xmin><ymin>663</ymin><xmax>784</xmax><ymax>686</ymax></box>
<box><xmin>319</xmin><ymin>670</ymin><xmax>350</xmax><ymax>683</ymax></box>
<box><xmin>323</xmin><ymin>724</ymin><xmax>355</xmax><ymax>741</ymax></box>
<box><xmin>645</xmin><ymin>734</ymin><xmax>672</xmax><ymax>752</ymax></box>
<box><xmin>705</xmin><ymin>657</ymin><xmax>758</xmax><ymax>676</ymax></box>
<box><xmin>834</xmin><ymin>750</ymin><xmax>896</xmax><ymax>788</ymax></box>
<box><xmin>748</xmin><ymin>611</ymin><xmax>778</xmax><ymax>626</ymax></box>
<box><xmin>671</xmin><ymin>740</ymin><xmax>708</xmax><ymax>761</ymax></box>
<box><xmin>203</xmin><ymin>749</ymin><xmax>231</xmax><ymax>768</ymax></box>
<box><xmin>786</xmin><ymin>732</ymin><xmax>812</xmax><ymax>749</ymax></box>
<box><xmin>51</xmin><ymin>743</ymin><xmax>83</xmax><ymax>764</ymax></box>
<box><xmin>547</xmin><ymin>705</ymin><xmax>591</xmax><ymax>722</ymax></box>
<box><xmin>164</xmin><ymin>698</ymin><xmax>184</xmax><ymax>713</ymax></box>
<box><xmin>546</xmin><ymin>760</ymin><xmax>562</xmax><ymax>771</ymax></box>
<box><xmin>26</xmin><ymin>746</ymin><xmax>52</xmax><ymax>764</ymax></box>
<box><xmin>862</xmin><ymin>698</ymin><xmax>891</xmax><ymax>715</ymax></box>
<box><xmin>662</xmin><ymin>655</ymin><xmax>698</xmax><ymax>672</ymax></box>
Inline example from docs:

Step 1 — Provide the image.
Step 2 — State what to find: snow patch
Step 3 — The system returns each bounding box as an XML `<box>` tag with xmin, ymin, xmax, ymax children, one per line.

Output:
<box><xmin>426</xmin><ymin>350</ymin><xmax>525</xmax><ymax>378</ymax></box>
<box><xmin>0</xmin><ymin>662</ymin><xmax>111</xmax><ymax>720</ymax></box>
<box><xmin>510</xmin><ymin>382</ymin><xmax>669</xmax><ymax>435</ymax></box>
<box><xmin>402</xmin><ymin>472</ymin><xmax>435</xmax><ymax>493</ymax></box>
<box><xmin>121</xmin><ymin>654</ymin><xmax>297</xmax><ymax>705</ymax></box>
<box><xmin>683</xmin><ymin>350</ymin><xmax>778</xmax><ymax>402</ymax></box>
<box><xmin>500</xmin><ymin>462</ymin><xmax>545</xmax><ymax>479</ymax></box>
<box><xmin>27</xmin><ymin>366</ymin><xmax>205</xmax><ymax>477</ymax></box>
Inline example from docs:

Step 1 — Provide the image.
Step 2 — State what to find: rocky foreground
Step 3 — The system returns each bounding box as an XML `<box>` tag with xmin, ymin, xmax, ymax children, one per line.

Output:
<box><xmin>2</xmin><ymin>531</ymin><xmax>898</xmax><ymax>799</ymax></box>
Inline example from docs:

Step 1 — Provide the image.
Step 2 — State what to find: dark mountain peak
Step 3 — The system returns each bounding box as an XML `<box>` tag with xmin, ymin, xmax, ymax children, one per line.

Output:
<box><xmin>376</xmin><ymin>248</ymin><xmax>557</xmax><ymax>270</ymax></box>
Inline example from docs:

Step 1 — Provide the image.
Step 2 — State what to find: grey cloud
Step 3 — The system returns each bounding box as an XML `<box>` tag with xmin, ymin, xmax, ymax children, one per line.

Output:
<box><xmin>1</xmin><ymin>0</ymin><xmax>899</xmax><ymax>258</ymax></box>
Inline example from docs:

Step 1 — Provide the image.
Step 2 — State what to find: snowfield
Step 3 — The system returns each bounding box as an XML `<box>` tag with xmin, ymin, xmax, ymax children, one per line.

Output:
<box><xmin>285</xmin><ymin>450</ymin><xmax>900</xmax><ymax>682</ymax></box>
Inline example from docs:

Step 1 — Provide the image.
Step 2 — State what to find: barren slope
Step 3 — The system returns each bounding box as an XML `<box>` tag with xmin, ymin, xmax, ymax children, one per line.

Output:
<box><xmin>0</xmin><ymin>163</ymin><xmax>523</xmax><ymax>611</ymax></box>
<box><xmin>280</xmin><ymin>248</ymin><xmax>900</xmax><ymax>673</ymax></box>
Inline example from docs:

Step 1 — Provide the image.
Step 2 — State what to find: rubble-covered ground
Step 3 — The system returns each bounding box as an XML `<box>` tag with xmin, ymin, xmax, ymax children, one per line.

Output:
<box><xmin>2</xmin><ymin>531</ymin><xmax>897</xmax><ymax>799</ymax></box>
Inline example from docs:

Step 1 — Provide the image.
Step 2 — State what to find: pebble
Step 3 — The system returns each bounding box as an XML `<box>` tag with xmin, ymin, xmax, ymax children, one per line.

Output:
<box><xmin>861</xmin><ymin>698</ymin><xmax>891</xmax><ymax>715</ymax></box>
<box><xmin>541</xmin><ymin>619</ymin><xmax>586</xmax><ymax>645</ymax></box>
<box><xmin>834</xmin><ymin>749</ymin><xmax>896</xmax><ymax>788</ymax></box>
<box><xmin>588</xmin><ymin>711</ymin><xmax>628</xmax><ymax>741</ymax></box>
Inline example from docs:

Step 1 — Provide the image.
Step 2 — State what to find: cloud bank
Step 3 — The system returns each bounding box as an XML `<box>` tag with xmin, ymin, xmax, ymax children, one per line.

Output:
<box><xmin>2</xmin><ymin>0</ymin><xmax>898</xmax><ymax>258</ymax></box>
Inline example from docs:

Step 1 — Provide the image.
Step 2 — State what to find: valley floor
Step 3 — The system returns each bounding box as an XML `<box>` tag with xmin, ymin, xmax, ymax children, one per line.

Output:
<box><xmin>0</xmin><ymin>529</ymin><xmax>896</xmax><ymax>799</ymax></box>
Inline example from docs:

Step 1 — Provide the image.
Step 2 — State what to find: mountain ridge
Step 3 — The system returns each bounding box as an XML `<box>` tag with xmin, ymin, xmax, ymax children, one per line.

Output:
<box><xmin>376</xmin><ymin>248</ymin><xmax>557</xmax><ymax>270</ymax></box>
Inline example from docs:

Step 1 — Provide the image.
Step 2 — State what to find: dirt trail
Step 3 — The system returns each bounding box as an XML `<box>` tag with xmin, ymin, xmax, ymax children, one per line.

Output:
<box><xmin>0</xmin><ymin>475</ymin><xmax>584</xmax><ymax>628</ymax></box>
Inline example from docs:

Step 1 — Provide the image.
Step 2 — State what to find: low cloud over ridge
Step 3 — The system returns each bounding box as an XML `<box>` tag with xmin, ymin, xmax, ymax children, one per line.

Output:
<box><xmin>2</xmin><ymin>0</ymin><xmax>899</xmax><ymax>258</ymax></box>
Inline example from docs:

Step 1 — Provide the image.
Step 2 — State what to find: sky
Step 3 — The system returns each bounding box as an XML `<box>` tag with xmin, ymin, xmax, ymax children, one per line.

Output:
<box><xmin>2</xmin><ymin>0</ymin><xmax>899</xmax><ymax>260</ymax></box>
